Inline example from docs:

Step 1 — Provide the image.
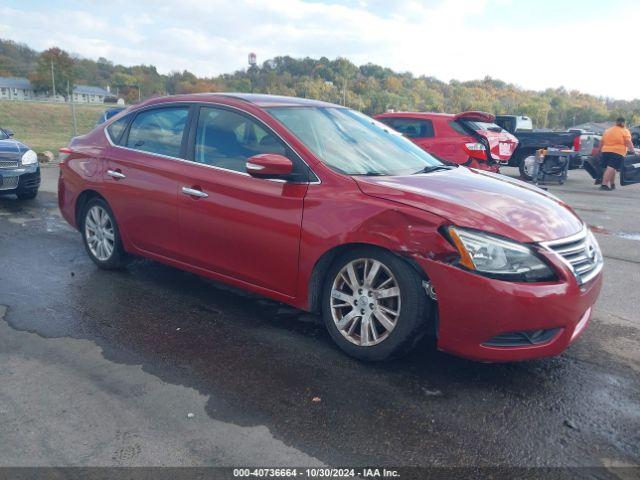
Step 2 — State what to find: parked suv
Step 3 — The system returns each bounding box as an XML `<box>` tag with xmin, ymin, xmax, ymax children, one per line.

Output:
<box><xmin>375</xmin><ymin>111</ymin><xmax>518</xmax><ymax>172</ymax></box>
<box><xmin>58</xmin><ymin>94</ymin><xmax>602</xmax><ymax>362</ymax></box>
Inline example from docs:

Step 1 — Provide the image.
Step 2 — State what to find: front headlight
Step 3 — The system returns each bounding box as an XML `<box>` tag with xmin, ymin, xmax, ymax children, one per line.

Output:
<box><xmin>21</xmin><ymin>149</ymin><xmax>37</xmax><ymax>165</ymax></box>
<box><xmin>447</xmin><ymin>226</ymin><xmax>556</xmax><ymax>282</ymax></box>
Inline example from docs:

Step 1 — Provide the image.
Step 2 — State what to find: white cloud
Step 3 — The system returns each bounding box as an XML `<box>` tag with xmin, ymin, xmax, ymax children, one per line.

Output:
<box><xmin>0</xmin><ymin>0</ymin><xmax>638</xmax><ymax>100</ymax></box>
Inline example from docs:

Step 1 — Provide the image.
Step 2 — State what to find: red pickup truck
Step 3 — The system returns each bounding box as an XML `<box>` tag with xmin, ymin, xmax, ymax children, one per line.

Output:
<box><xmin>375</xmin><ymin>111</ymin><xmax>518</xmax><ymax>172</ymax></box>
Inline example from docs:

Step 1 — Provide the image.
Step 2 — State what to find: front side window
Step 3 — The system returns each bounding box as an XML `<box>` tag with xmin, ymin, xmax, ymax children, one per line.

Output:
<box><xmin>0</xmin><ymin>129</ymin><xmax>9</xmax><ymax>140</ymax></box>
<box><xmin>267</xmin><ymin>107</ymin><xmax>441</xmax><ymax>176</ymax></box>
<box><xmin>126</xmin><ymin>107</ymin><xmax>189</xmax><ymax>157</ymax></box>
<box><xmin>194</xmin><ymin>107</ymin><xmax>287</xmax><ymax>173</ymax></box>
<box><xmin>380</xmin><ymin>118</ymin><xmax>434</xmax><ymax>138</ymax></box>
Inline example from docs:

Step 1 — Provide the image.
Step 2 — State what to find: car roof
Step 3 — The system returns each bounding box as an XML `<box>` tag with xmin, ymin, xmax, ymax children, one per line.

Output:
<box><xmin>376</xmin><ymin>112</ymin><xmax>455</xmax><ymax>120</ymax></box>
<box><xmin>139</xmin><ymin>93</ymin><xmax>341</xmax><ymax>109</ymax></box>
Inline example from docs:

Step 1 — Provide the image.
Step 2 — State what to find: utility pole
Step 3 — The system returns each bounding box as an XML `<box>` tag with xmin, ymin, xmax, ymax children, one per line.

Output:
<box><xmin>138</xmin><ymin>84</ymin><xmax>141</xmax><ymax>102</ymax></box>
<box><xmin>50</xmin><ymin>59</ymin><xmax>56</xmax><ymax>97</ymax></box>
<box><xmin>68</xmin><ymin>81</ymin><xmax>77</xmax><ymax>137</ymax></box>
<box><xmin>343</xmin><ymin>78</ymin><xmax>347</xmax><ymax>107</ymax></box>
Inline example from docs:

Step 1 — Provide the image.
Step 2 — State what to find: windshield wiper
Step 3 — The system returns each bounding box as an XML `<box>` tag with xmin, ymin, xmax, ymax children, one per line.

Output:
<box><xmin>413</xmin><ymin>165</ymin><xmax>455</xmax><ymax>175</ymax></box>
<box><xmin>353</xmin><ymin>171</ymin><xmax>387</xmax><ymax>176</ymax></box>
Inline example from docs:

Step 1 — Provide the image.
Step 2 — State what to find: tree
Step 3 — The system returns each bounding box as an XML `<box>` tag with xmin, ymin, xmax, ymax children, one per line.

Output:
<box><xmin>30</xmin><ymin>47</ymin><xmax>75</xmax><ymax>98</ymax></box>
<box><xmin>4</xmin><ymin>37</ymin><xmax>640</xmax><ymax>123</ymax></box>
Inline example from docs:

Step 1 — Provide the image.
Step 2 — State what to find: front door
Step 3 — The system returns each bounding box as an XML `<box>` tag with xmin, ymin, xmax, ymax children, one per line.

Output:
<box><xmin>176</xmin><ymin>106</ymin><xmax>309</xmax><ymax>297</ymax></box>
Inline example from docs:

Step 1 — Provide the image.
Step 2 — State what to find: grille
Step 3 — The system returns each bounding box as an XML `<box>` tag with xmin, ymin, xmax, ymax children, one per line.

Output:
<box><xmin>0</xmin><ymin>160</ymin><xmax>19</xmax><ymax>169</ymax></box>
<box><xmin>0</xmin><ymin>176</ymin><xmax>19</xmax><ymax>190</ymax></box>
<box><xmin>542</xmin><ymin>227</ymin><xmax>603</xmax><ymax>285</ymax></box>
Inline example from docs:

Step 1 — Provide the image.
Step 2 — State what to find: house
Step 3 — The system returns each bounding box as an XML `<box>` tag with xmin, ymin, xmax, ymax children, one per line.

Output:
<box><xmin>0</xmin><ymin>77</ymin><xmax>115</xmax><ymax>104</ymax></box>
<box><xmin>0</xmin><ymin>77</ymin><xmax>35</xmax><ymax>100</ymax></box>
<box><xmin>72</xmin><ymin>85</ymin><xmax>112</xmax><ymax>104</ymax></box>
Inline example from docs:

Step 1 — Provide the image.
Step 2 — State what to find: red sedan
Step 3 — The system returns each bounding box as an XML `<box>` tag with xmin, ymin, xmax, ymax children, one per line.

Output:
<box><xmin>375</xmin><ymin>111</ymin><xmax>519</xmax><ymax>173</ymax></box>
<box><xmin>58</xmin><ymin>94</ymin><xmax>602</xmax><ymax>362</ymax></box>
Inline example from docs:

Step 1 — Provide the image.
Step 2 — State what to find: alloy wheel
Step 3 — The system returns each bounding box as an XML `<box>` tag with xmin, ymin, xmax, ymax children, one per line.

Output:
<box><xmin>330</xmin><ymin>258</ymin><xmax>401</xmax><ymax>346</ymax></box>
<box><xmin>85</xmin><ymin>205</ymin><xmax>115</xmax><ymax>261</ymax></box>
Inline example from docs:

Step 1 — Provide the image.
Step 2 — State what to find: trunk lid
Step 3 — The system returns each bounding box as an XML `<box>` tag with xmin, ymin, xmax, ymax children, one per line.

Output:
<box><xmin>454</xmin><ymin>112</ymin><xmax>519</xmax><ymax>162</ymax></box>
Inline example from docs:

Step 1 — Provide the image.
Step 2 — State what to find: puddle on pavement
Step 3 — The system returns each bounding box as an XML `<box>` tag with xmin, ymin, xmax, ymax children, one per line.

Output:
<box><xmin>589</xmin><ymin>225</ymin><xmax>640</xmax><ymax>241</ymax></box>
<box><xmin>617</xmin><ymin>232</ymin><xmax>640</xmax><ymax>241</ymax></box>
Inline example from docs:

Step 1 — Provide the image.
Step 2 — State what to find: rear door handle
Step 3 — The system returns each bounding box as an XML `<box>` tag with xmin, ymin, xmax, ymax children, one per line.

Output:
<box><xmin>181</xmin><ymin>186</ymin><xmax>208</xmax><ymax>198</ymax></box>
<box><xmin>107</xmin><ymin>169</ymin><xmax>126</xmax><ymax>179</ymax></box>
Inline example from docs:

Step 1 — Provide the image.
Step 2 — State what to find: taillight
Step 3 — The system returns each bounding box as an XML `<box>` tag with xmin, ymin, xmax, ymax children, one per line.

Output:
<box><xmin>463</xmin><ymin>142</ymin><xmax>487</xmax><ymax>160</ymax></box>
<box><xmin>572</xmin><ymin>135</ymin><xmax>581</xmax><ymax>152</ymax></box>
<box><xmin>58</xmin><ymin>147</ymin><xmax>73</xmax><ymax>165</ymax></box>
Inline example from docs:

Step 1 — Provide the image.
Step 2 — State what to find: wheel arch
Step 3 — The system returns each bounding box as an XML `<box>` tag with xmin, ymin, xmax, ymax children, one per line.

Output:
<box><xmin>307</xmin><ymin>242</ymin><xmax>428</xmax><ymax>314</ymax></box>
<box><xmin>75</xmin><ymin>189</ymin><xmax>107</xmax><ymax>229</ymax></box>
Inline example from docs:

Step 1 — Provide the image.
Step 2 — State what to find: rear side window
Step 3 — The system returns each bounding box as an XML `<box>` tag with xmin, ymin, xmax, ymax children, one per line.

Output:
<box><xmin>106</xmin><ymin>115</ymin><xmax>131</xmax><ymax>145</ymax></box>
<box><xmin>449</xmin><ymin>121</ymin><xmax>467</xmax><ymax>135</ymax></box>
<box><xmin>380</xmin><ymin>118</ymin><xmax>434</xmax><ymax>138</ymax></box>
<box><xmin>126</xmin><ymin>107</ymin><xmax>189</xmax><ymax>158</ymax></box>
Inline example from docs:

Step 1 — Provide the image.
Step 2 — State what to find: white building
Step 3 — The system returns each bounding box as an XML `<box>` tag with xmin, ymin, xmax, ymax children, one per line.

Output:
<box><xmin>72</xmin><ymin>85</ymin><xmax>112</xmax><ymax>104</ymax></box>
<box><xmin>0</xmin><ymin>77</ymin><xmax>35</xmax><ymax>100</ymax></box>
<box><xmin>0</xmin><ymin>77</ymin><xmax>114</xmax><ymax>103</ymax></box>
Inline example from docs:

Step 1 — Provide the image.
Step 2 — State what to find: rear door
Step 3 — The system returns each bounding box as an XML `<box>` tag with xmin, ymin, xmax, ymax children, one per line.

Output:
<box><xmin>620</xmin><ymin>154</ymin><xmax>640</xmax><ymax>186</ymax></box>
<box><xmin>102</xmin><ymin>105</ymin><xmax>191</xmax><ymax>258</ymax></box>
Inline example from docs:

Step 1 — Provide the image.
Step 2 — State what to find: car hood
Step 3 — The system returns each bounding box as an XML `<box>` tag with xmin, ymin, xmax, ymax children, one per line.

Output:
<box><xmin>0</xmin><ymin>139</ymin><xmax>29</xmax><ymax>161</ymax></box>
<box><xmin>354</xmin><ymin>167</ymin><xmax>583</xmax><ymax>243</ymax></box>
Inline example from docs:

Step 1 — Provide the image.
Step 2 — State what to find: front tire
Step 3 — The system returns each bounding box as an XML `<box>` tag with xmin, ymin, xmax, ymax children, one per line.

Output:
<box><xmin>81</xmin><ymin>197</ymin><xmax>129</xmax><ymax>269</ymax></box>
<box><xmin>16</xmin><ymin>188</ymin><xmax>38</xmax><ymax>200</ymax></box>
<box><xmin>321</xmin><ymin>247</ymin><xmax>431</xmax><ymax>361</ymax></box>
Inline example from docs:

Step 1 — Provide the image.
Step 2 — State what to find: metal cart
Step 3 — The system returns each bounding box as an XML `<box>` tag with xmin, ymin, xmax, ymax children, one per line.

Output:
<box><xmin>531</xmin><ymin>147</ymin><xmax>573</xmax><ymax>185</ymax></box>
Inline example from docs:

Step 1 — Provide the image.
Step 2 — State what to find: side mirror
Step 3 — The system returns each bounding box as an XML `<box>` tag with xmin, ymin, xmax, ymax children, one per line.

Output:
<box><xmin>4</xmin><ymin>129</ymin><xmax>14</xmax><ymax>137</ymax></box>
<box><xmin>246</xmin><ymin>153</ymin><xmax>293</xmax><ymax>178</ymax></box>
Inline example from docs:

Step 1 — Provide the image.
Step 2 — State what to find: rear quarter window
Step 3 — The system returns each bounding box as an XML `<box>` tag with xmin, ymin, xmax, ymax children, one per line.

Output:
<box><xmin>106</xmin><ymin>114</ymin><xmax>131</xmax><ymax>145</ymax></box>
<box><xmin>448</xmin><ymin>121</ymin><xmax>467</xmax><ymax>135</ymax></box>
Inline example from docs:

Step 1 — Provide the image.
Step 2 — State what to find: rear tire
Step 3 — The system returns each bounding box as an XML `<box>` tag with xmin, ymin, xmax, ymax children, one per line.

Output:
<box><xmin>80</xmin><ymin>197</ymin><xmax>129</xmax><ymax>270</ymax></box>
<box><xmin>321</xmin><ymin>247</ymin><xmax>432</xmax><ymax>361</ymax></box>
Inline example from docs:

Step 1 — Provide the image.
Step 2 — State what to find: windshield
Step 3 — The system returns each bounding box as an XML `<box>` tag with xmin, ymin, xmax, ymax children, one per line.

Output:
<box><xmin>266</xmin><ymin>107</ymin><xmax>442</xmax><ymax>176</ymax></box>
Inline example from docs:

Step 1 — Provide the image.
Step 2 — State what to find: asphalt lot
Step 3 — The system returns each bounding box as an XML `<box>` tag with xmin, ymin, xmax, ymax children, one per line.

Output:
<box><xmin>0</xmin><ymin>165</ymin><xmax>638</xmax><ymax>471</ymax></box>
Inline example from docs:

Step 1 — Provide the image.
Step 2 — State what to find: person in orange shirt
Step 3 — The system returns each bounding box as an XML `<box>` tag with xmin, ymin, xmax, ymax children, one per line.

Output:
<box><xmin>598</xmin><ymin>117</ymin><xmax>635</xmax><ymax>190</ymax></box>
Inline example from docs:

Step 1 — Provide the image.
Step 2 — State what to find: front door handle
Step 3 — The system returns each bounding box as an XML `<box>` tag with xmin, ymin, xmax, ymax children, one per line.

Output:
<box><xmin>107</xmin><ymin>169</ymin><xmax>126</xmax><ymax>179</ymax></box>
<box><xmin>181</xmin><ymin>186</ymin><xmax>208</xmax><ymax>198</ymax></box>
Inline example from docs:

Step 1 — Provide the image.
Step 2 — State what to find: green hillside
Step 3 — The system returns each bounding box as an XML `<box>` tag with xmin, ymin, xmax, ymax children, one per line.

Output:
<box><xmin>2</xmin><ymin>38</ymin><xmax>640</xmax><ymax>130</ymax></box>
<box><xmin>0</xmin><ymin>100</ymin><xmax>105</xmax><ymax>153</ymax></box>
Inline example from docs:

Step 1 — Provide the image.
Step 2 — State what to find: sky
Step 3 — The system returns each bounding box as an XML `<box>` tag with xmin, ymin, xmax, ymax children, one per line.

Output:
<box><xmin>1</xmin><ymin>0</ymin><xmax>638</xmax><ymax>100</ymax></box>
